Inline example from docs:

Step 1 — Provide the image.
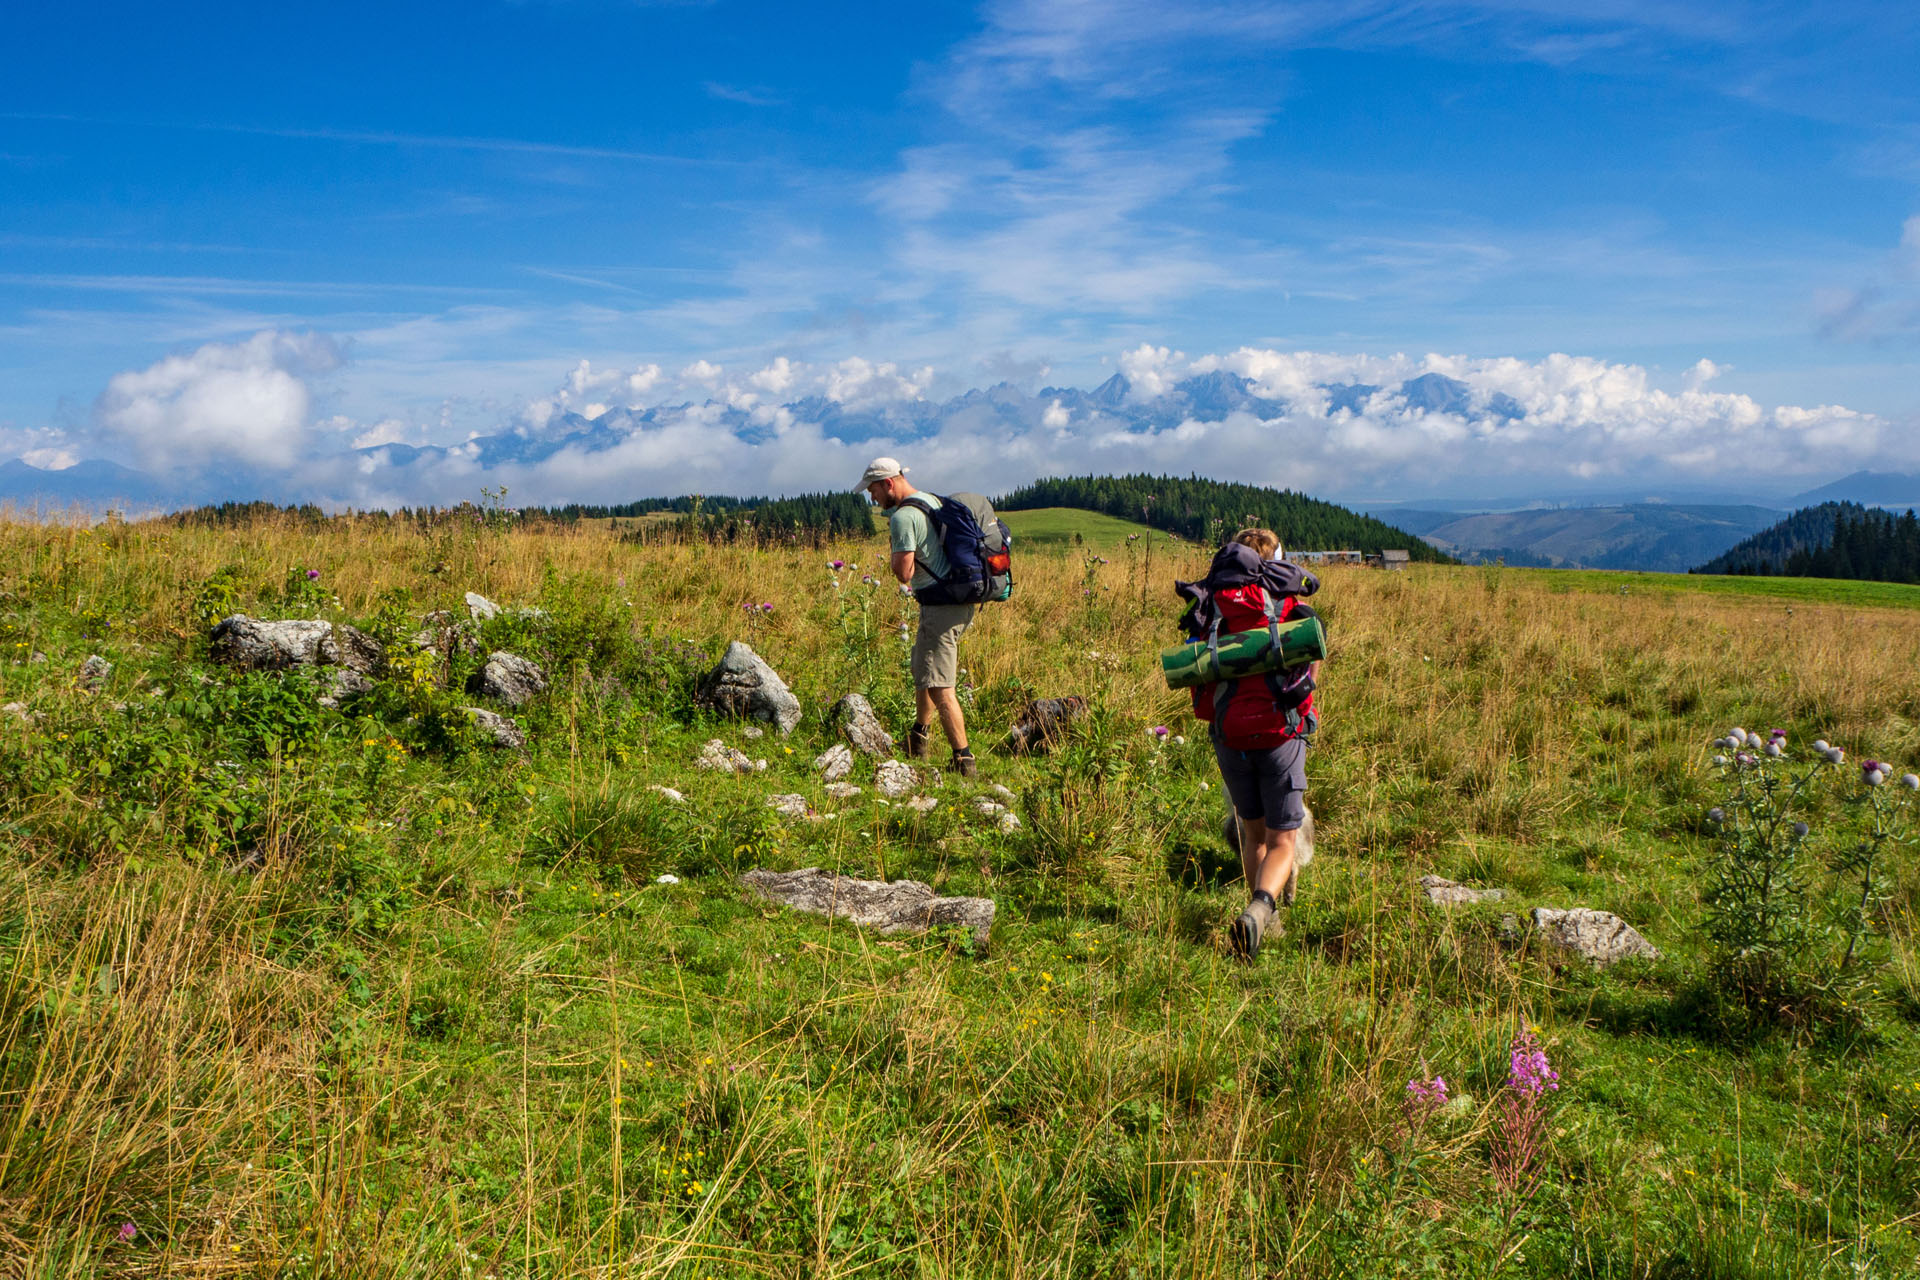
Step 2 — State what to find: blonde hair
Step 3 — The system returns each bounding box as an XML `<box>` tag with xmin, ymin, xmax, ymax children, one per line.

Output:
<box><xmin>1233</xmin><ymin>527</ymin><xmax>1280</xmax><ymax>558</ymax></box>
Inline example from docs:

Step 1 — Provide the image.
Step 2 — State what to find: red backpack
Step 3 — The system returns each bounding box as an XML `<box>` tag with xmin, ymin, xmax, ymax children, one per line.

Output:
<box><xmin>1190</xmin><ymin>584</ymin><xmax>1318</xmax><ymax>749</ymax></box>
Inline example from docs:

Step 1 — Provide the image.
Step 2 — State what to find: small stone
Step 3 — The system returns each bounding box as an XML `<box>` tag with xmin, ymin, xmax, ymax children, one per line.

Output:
<box><xmin>767</xmin><ymin>793</ymin><xmax>812</xmax><ymax>818</ymax></box>
<box><xmin>78</xmin><ymin>655</ymin><xmax>112</xmax><ymax>690</ymax></box>
<box><xmin>694</xmin><ymin>739</ymin><xmax>757</xmax><ymax>774</ymax></box>
<box><xmin>813</xmin><ymin>743</ymin><xmax>855</xmax><ymax>782</ymax></box>
<box><xmin>656</xmin><ymin>873</ymin><xmax>680</xmax><ymax>885</ymax></box>
<box><xmin>2</xmin><ymin>701</ymin><xmax>30</xmax><ymax>721</ymax></box>
<box><xmin>973</xmin><ymin>798</ymin><xmax>1008</xmax><ymax>817</ymax></box>
<box><xmin>744</xmin><ymin>725</ymin><xmax>765</xmax><ymax>739</ymax></box>
<box><xmin>465</xmin><ymin>591</ymin><xmax>501</xmax><ymax>621</ymax></box>
<box><xmin>1496</xmin><ymin>914</ymin><xmax>1523</xmax><ymax>944</ymax></box>
<box><xmin>28</xmin><ymin>651</ymin><xmax>46</xmax><ymax>664</ymax></box>
<box><xmin>905</xmin><ymin>795</ymin><xmax>938</xmax><ymax>814</ymax></box>
<box><xmin>464</xmin><ymin>706</ymin><xmax>526</xmax><ymax>750</ymax></box>
<box><xmin>1420</xmin><ymin>876</ymin><xmax>1505</xmax><ymax>906</ymax></box>
<box><xmin>825</xmin><ymin>783</ymin><xmax>863</xmax><ymax>800</ymax></box>
<box><xmin>988</xmin><ymin>784</ymin><xmax>1017</xmax><ymax>804</ymax></box>
<box><xmin>875</xmin><ymin>759</ymin><xmax>918</xmax><ymax>798</ymax></box>
<box><xmin>317</xmin><ymin>668</ymin><xmax>375</xmax><ymax>709</ymax></box>
<box><xmin>997</xmin><ymin>812</ymin><xmax>1022</xmax><ymax>833</ymax></box>
<box><xmin>1531</xmin><ymin>907</ymin><xmax>1659</xmax><ymax>967</ymax></box>
<box><xmin>647</xmin><ymin>785</ymin><xmax>686</xmax><ymax>804</ymax></box>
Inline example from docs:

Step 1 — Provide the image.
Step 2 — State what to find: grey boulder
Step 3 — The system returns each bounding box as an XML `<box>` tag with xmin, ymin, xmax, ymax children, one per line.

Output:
<box><xmin>318</xmin><ymin>668</ymin><xmax>375</xmax><ymax>709</ymax></box>
<box><xmin>741</xmin><ymin>866</ymin><xmax>995</xmax><ymax>950</ymax></box>
<box><xmin>209</xmin><ymin>616</ymin><xmax>385</xmax><ymax>675</ymax></box>
<box><xmin>78</xmin><ymin>654</ymin><xmax>112</xmax><ymax>690</ymax></box>
<box><xmin>465</xmin><ymin>591</ymin><xmax>501</xmax><ymax>621</ymax></box>
<box><xmin>696</xmin><ymin>641</ymin><xmax>801</xmax><ymax>735</ymax></box>
<box><xmin>1531</xmin><ymin>907</ymin><xmax>1660</xmax><ymax>967</ymax></box>
<box><xmin>468</xmin><ymin>651</ymin><xmax>548</xmax><ymax>707</ymax></box>
<box><xmin>831</xmin><ymin>694</ymin><xmax>895</xmax><ymax>756</ymax></box>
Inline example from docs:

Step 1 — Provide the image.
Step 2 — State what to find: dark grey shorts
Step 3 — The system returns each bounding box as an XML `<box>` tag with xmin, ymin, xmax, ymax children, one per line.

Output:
<box><xmin>1213</xmin><ymin>738</ymin><xmax>1308</xmax><ymax>830</ymax></box>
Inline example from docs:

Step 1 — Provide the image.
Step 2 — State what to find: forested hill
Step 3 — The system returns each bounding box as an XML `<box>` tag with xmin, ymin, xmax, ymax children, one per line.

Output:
<box><xmin>996</xmin><ymin>474</ymin><xmax>1452</xmax><ymax>562</ymax></box>
<box><xmin>1694</xmin><ymin>501</ymin><xmax>1920</xmax><ymax>582</ymax></box>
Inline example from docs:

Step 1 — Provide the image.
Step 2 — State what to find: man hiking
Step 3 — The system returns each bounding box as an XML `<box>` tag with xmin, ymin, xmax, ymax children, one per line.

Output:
<box><xmin>856</xmin><ymin>456</ymin><xmax>1002</xmax><ymax>778</ymax></box>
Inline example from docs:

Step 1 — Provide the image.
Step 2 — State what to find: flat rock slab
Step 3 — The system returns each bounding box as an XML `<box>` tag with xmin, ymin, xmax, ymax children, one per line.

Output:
<box><xmin>695</xmin><ymin>739</ymin><xmax>765</xmax><ymax>773</ymax></box>
<box><xmin>766</xmin><ymin>793</ymin><xmax>812</xmax><ymax>819</ymax></box>
<box><xmin>696</xmin><ymin>641</ymin><xmax>801</xmax><ymax>735</ymax></box>
<box><xmin>741</xmin><ymin>867</ymin><xmax>994</xmax><ymax>950</ymax></box>
<box><xmin>1421</xmin><ymin>876</ymin><xmax>1506</xmax><ymax>906</ymax></box>
<box><xmin>466</xmin><ymin>591</ymin><xmax>501</xmax><ymax>621</ymax></box>
<box><xmin>1531</xmin><ymin>907</ymin><xmax>1660</xmax><ymax>967</ymax></box>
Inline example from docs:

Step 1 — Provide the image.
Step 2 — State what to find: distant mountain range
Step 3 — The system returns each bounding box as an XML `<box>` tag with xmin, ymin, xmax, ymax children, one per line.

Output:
<box><xmin>1786</xmin><ymin>471</ymin><xmax>1920</xmax><ymax>509</ymax></box>
<box><xmin>1382</xmin><ymin>504</ymin><xmax>1786</xmax><ymax>572</ymax></box>
<box><xmin>0</xmin><ymin>458</ymin><xmax>183</xmax><ymax>514</ymax></box>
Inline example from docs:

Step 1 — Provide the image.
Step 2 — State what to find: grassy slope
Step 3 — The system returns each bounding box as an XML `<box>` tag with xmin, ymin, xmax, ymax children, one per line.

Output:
<box><xmin>997</xmin><ymin>506</ymin><xmax>1168</xmax><ymax>546</ymax></box>
<box><xmin>1</xmin><ymin>523</ymin><xmax>1919</xmax><ymax>1276</ymax></box>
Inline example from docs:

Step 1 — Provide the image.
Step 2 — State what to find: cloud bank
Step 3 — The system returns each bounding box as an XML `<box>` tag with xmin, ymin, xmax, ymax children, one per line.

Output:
<box><xmin>19</xmin><ymin>328</ymin><xmax>1904</xmax><ymax>510</ymax></box>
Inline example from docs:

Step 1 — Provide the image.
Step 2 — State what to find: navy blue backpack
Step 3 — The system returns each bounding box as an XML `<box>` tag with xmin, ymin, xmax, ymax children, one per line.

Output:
<box><xmin>901</xmin><ymin>492</ymin><xmax>1014</xmax><ymax>606</ymax></box>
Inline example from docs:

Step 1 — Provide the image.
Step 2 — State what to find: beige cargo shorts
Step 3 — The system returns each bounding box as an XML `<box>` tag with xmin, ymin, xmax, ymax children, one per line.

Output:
<box><xmin>911</xmin><ymin>603</ymin><xmax>976</xmax><ymax>689</ymax></box>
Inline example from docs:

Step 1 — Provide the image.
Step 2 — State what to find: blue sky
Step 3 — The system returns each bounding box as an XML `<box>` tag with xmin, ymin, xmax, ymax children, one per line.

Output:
<box><xmin>2</xmin><ymin>1</ymin><xmax>1918</xmax><ymax>504</ymax></box>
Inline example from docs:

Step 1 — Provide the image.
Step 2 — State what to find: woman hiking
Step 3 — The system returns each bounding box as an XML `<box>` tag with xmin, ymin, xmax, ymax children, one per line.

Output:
<box><xmin>1176</xmin><ymin>528</ymin><xmax>1322</xmax><ymax>962</ymax></box>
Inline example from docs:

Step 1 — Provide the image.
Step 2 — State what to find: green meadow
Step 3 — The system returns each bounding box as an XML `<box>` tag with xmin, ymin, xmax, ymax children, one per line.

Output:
<box><xmin>2</xmin><ymin>513</ymin><xmax>1918</xmax><ymax>1278</ymax></box>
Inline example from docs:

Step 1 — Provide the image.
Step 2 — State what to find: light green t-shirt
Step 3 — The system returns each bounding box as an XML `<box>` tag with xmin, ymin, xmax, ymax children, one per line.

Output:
<box><xmin>889</xmin><ymin>496</ymin><xmax>950</xmax><ymax>591</ymax></box>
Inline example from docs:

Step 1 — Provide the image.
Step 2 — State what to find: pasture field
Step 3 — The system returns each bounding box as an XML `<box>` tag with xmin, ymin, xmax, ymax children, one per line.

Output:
<box><xmin>2</xmin><ymin>514</ymin><xmax>1920</xmax><ymax>1278</ymax></box>
<box><xmin>994</xmin><ymin>507</ymin><xmax>1169</xmax><ymax>547</ymax></box>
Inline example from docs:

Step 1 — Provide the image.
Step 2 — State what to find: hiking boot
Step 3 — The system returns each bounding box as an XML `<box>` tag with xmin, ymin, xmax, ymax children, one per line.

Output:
<box><xmin>1230</xmin><ymin>898</ymin><xmax>1275</xmax><ymax>962</ymax></box>
<box><xmin>907</xmin><ymin>724</ymin><xmax>932</xmax><ymax>759</ymax></box>
<box><xmin>952</xmin><ymin>750</ymin><xmax>978</xmax><ymax>779</ymax></box>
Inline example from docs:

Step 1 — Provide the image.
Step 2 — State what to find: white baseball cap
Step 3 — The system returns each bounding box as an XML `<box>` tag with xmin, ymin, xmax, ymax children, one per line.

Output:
<box><xmin>854</xmin><ymin>456</ymin><xmax>908</xmax><ymax>491</ymax></box>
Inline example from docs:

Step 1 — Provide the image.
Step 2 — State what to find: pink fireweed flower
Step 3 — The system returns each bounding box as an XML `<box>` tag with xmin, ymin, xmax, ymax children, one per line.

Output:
<box><xmin>1406</xmin><ymin>1075</ymin><xmax>1449</xmax><ymax>1106</ymax></box>
<box><xmin>1508</xmin><ymin>1031</ymin><xmax>1559</xmax><ymax>1098</ymax></box>
<box><xmin>118</xmin><ymin>1222</ymin><xmax>136</xmax><ymax>1242</ymax></box>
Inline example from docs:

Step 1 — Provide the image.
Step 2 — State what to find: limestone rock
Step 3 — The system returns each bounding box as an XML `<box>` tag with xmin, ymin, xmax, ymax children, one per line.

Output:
<box><xmin>905</xmin><ymin>795</ymin><xmax>938</xmax><ymax>814</ymax></box>
<box><xmin>973</xmin><ymin>798</ymin><xmax>1008</xmax><ymax>817</ymax></box>
<box><xmin>825</xmin><ymin>783</ymin><xmax>863</xmax><ymax>800</ymax></box>
<box><xmin>741</xmin><ymin>866</ymin><xmax>995</xmax><ymax>950</ymax></box>
<box><xmin>209</xmin><ymin>616</ymin><xmax>334</xmax><ymax>670</ymax></box>
<box><xmin>648</xmin><ymin>785</ymin><xmax>686</xmax><ymax>804</ymax></box>
<box><xmin>1531</xmin><ymin>907</ymin><xmax>1660</xmax><ymax>967</ymax></box>
<box><xmin>465</xmin><ymin>707</ymin><xmax>526</xmax><ymax>750</ymax></box>
<box><xmin>831</xmin><ymin>693</ymin><xmax>895</xmax><ymax>756</ymax></box>
<box><xmin>3</xmin><ymin>702</ymin><xmax>32</xmax><ymax>721</ymax></box>
<box><xmin>987</xmin><ymin>784</ymin><xmax>1017</xmax><ymax>805</ymax></box>
<box><xmin>767</xmin><ymin>793</ymin><xmax>812</xmax><ymax>819</ymax></box>
<box><xmin>695</xmin><ymin>641</ymin><xmax>801</xmax><ymax>735</ymax></box>
<box><xmin>467</xmin><ymin>651</ymin><xmax>548</xmax><ymax>708</ymax></box>
<box><xmin>78</xmin><ymin>654</ymin><xmax>111</xmax><ymax>690</ymax></box>
<box><xmin>1421</xmin><ymin>876</ymin><xmax>1506</xmax><ymax>906</ymax></box>
<box><xmin>875</xmin><ymin>759</ymin><xmax>919</xmax><ymax>799</ymax></box>
<box><xmin>813</xmin><ymin>743</ymin><xmax>855</xmax><ymax>782</ymax></box>
<box><xmin>744</xmin><ymin>725</ymin><xmax>765</xmax><ymax>739</ymax></box>
<box><xmin>1005</xmin><ymin>696</ymin><xmax>1087</xmax><ymax>754</ymax></box>
<box><xmin>465</xmin><ymin>591</ymin><xmax>501</xmax><ymax>621</ymax></box>
<box><xmin>997</xmin><ymin>811</ymin><xmax>1023</xmax><ymax>833</ymax></box>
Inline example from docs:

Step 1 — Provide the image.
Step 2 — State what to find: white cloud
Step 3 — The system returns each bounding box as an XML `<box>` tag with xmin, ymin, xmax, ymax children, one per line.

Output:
<box><xmin>94</xmin><ymin>329</ymin><xmax>343</xmax><ymax>471</ymax></box>
<box><xmin>19</xmin><ymin>447</ymin><xmax>78</xmax><ymax>470</ymax></box>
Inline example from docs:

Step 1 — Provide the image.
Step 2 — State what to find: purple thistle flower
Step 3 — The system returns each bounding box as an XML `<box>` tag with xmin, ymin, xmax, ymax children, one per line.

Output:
<box><xmin>118</xmin><ymin>1222</ymin><xmax>136</xmax><ymax>1242</ymax></box>
<box><xmin>1148</xmin><ymin>725</ymin><xmax>1169</xmax><ymax>738</ymax></box>
<box><xmin>760</xmin><ymin>602</ymin><xmax>773</xmax><ymax>613</ymax></box>
<box><xmin>1769</xmin><ymin>728</ymin><xmax>1787</xmax><ymax>740</ymax></box>
<box><xmin>306</xmin><ymin>568</ymin><xmax>321</xmax><ymax>581</ymax></box>
<box><xmin>829</xmin><ymin>560</ymin><xmax>845</xmax><ymax>570</ymax></box>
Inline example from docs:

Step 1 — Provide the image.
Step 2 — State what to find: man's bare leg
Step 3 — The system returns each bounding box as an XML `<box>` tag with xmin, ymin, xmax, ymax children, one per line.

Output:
<box><xmin>922</xmin><ymin>685</ymin><xmax>968</xmax><ymax>752</ymax></box>
<box><xmin>1252</xmin><ymin>827</ymin><xmax>1299</xmax><ymax>905</ymax></box>
<box><xmin>1237</xmin><ymin>815</ymin><xmax>1268</xmax><ymax>890</ymax></box>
